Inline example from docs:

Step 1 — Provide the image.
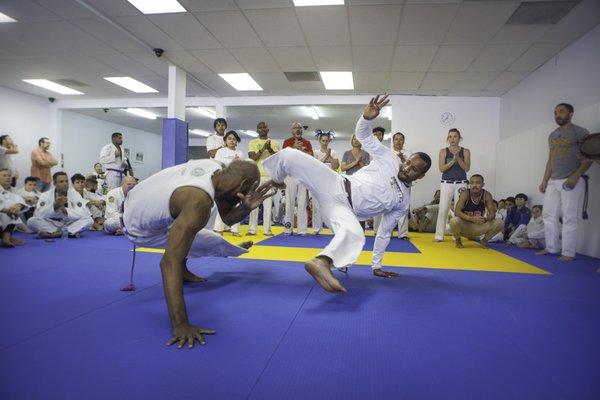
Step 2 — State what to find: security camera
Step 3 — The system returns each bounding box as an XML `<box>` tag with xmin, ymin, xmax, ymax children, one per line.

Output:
<box><xmin>48</xmin><ymin>97</ymin><xmax>55</xmax><ymax>103</ymax></box>
<box><xmin>303</xmin><ymin>125</ymin><xmax>308</xmax><ymax>130</ymax></box>
<box><xmin>153</xmin><ymin>48</ymin><xmax>164</xmax><ymax>58</ymax></box>
<box><xmin>103</xmin><ymin>108</ymin><xmax>109</xmax><ymax>113</ymax></box>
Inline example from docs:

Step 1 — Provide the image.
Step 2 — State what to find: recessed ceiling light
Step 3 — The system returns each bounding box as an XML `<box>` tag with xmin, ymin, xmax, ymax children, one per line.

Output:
<box><xmin>126</xmin><ymin>0</ymin><xmax>186</xmax><ymax>14</ymax></box>
<box><xmin>22</xmin><ymin>79</ymin><xmax>83</xmax><ymax>95</ymax></box>
<box><xmin>125</xmin><ymin>108</ymin><xmax>158</xmax><ymax>119</ymax></box>
<box><xmin>319</xmin><ymin>71</ymin><xmax>354</xmax><ymax>90</ymax></box>
<box><xmin>293</xmin><ymin>0</ymin><xmax>344</xmax><ymax>6</ymax></box>
<box><xmin>104</xmin><ymin>77</ymin><xmax>158</xmax><ymax>93</ymax></box>
<box><xmin>307</xmin><ymin>106</ymin><xmax>319</xmax><ymax>120</ymax></box>
<box><xmin>190</xmin><ymin>107</ymin><xmax>216</xmax><ymax>119</ymax></box>
<box><xmin>218</xmin><ymin>73</ymin><xmax>263</xmax><ymax>91</ymax></box>
<box><xmin>189</xmin><ymin>129</ymin><xmax>212</xmax><ymax>137</ymax></box>
<box><xmin>239</xmin><ymin>130</ymin><xmax>259</xmax><ymax>137</ymax></box>
<box><xmin>0</xmin><ymin>11</ymin><xmax>17</xmax><ymax>23</ymax></box>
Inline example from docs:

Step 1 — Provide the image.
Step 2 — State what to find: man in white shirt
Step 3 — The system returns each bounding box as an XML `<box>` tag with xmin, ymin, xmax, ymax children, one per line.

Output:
<box><xmin>206</xmin><ymin>118</ymin><xmax>227</xmax><ymax>159</ymax></box>
<box><xmin>0</xmin><ymin>135</ymin><xmax>19</xmax><ymax>187</ymax></box>
<box><xmin>263</xmin><ymin>95</ymin><xmax>432</xmax><ymax>293</ymax></box>
<box><xmin>28</xmin><ymin>172</ymin><xmax>93</xmax><ymax>238</ymax></box>
<box><xmin>1</xmin><ymin>168</ymin><xmax>28</xmax><ymax>247</ymax></box>
<box><xmin>104</xmin><ymin>176</ymin><xmax>136</xmax><ymax>235</ymax></box>
<box><xmin>99</xmin><ymin>132</ymin><xmax>130</xmax><ymax>190</ymax></box>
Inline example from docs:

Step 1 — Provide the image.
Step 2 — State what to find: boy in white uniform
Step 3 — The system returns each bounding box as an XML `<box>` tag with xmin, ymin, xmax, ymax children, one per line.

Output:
<box><xmin>121</xmin><ymin>158</ymin><xmax>276</xmax><ymax>349</ymax></box>
<box><xmin>104</xmin><ymin>176</ymin><xmax>136</xmax><ymax>235</ymax></box>
<box><xmin>263</xmin><ymin>95</ymin><xmax>432</xmax><ymax>293</ymax></box>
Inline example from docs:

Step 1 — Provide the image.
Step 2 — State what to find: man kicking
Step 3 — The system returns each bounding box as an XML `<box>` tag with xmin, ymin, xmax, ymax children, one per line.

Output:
<box><xmin>121</xmin><ymin>158</ymin><xmax>276</xmax><ymax>349</ymax></box>
<box><xmin>263</xmin><ymin>95</ymin><xmax>432</xmax><ymax>293</ymax></box>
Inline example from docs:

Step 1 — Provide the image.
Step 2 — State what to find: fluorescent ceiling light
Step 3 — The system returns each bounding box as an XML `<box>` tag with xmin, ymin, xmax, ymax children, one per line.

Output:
<box><xmin>190</xmin><ymin>107</ymin><xmax>216</xmax><ymax>119</ymax></box>
<box><xmin>319</xmin><ymin>71</ymin><xmax>354</xmax><ymax>90</ymax></box>
<box><xmin>218</xmin><ymin>73</ymin><xmax>263</xmax><ymax>91</ymax></box>
<box><xmin>293</xmin><ymin>0</ymin><xmax>344</xmax><ymax>6</ymax></box>
<box><xmin>126</xmin><ymin>0</ymin><xmax>186</xmax><ymax>14</ymax></box>
<box><xmin>0</xmin><ymin>12</ymin><xmax>17</xmax><ymax>23</ymax></box>
<box><xmin>125</xmin><ymin>108</ymin><xmax>158</xmax><ymax>120</ymax></box>
<box><xmin>240</xmin><ymin>130</ymin><xmax>259</xmax><ymax>137</ymax></box>
<box><xmin>189</xmin><ymin>129</ymin><xmax>212</xmax><ymax>137</ymax></box>
<box><xmin>22</xmin><ymin>79</ymin><xmax>83</xmax><ymax>95</ymax></box>
<box><xmin>307</xmin><ymin>106</ymin><xmax>319</xmax><ymax>120</ymax></box>
<box><xmin>104</xmin><ymin>77</ymin><xmax>158</xmax><ymax>93</ymax></box>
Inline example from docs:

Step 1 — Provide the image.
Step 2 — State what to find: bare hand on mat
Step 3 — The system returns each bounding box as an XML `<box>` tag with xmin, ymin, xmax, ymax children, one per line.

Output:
<box><xmin>167</xmin><ymin>324</ymin><xmax>216</xmax><ymax>349</ymax></box>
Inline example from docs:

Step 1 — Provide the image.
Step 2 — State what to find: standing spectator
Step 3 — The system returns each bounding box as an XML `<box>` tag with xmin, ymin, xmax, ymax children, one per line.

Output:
<box><xmin>434</xmin><ymin>128</ymin><xmax>470</xmax><ymax>242</ymax></box>
<box><xmin>30</xmin><ymin>137</ymin><xmax>58</xmax><ymax>192</ymax></box>
<box><xmin>248</xmin><ymin>121</ymin><xmax>280</xmax><ymax>236</ymax></box>
<box><xmin>282</xmin><ymin>122</ymin><xmax>313</xmax><ymax>235</ymax></box>
<box><xmin>99</xmin><ymin>132</ymin><xmax>129</xmax><ymax>190</ymax></box>
<box><xmin>372</xmin><ymin>126</ymin><xmax>385</xmax><ymax>142</ymax></box>
<box><xmin>0</xmin><ymin>168</ymin><xmax>27</xmax><ymax>247</ymax></box>
<box><xmin>311</xmin><ymin>130</ymin><xmax>340</xmax><ymax>234</ymax></box>
<box><xmin>503</xmin><ymin>193</ymin><xmax>531</xmax><ymax>240</ymax></box>
<box><xmin>341</xmin><ymin>134</ymin><xmax>371</xmax><ymax>176</ymax></box>
<box><xmin>214</xmin><ymin>131</ymin><xmax>245</xmax><ymax>236</ymax></box>
<box><xmin>206</xmin><ymin>118</ymin><xmax>227</xmax><ymax>159</ymax></box>
<box><xmin>390</xmin><ymin>132</ymin><xmax>413</xmax><ymax>239</ymax></box>
<box><xmin>538</xmin><ymin>103</ymin><xmax>592</xmax><ymax>261</ymax></box>
<box><xmin>0</xmin><ymin>135</ymin><xmax>19</xmax><ymax>187</ymax></box>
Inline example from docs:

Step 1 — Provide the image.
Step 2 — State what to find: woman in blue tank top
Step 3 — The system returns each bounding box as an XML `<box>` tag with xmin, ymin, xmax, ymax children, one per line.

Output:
<box><xmin>434</xmin><ymin>128</ymin><xmax>471</xmax><ymax>241</ymax></box>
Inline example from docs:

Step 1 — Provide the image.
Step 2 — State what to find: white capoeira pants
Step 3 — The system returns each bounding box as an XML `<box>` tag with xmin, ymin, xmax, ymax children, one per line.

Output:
<box><xmin>249</xmin><ymin>176</ymin><xmax>274</xmax><ymax>234</ymax></box>
<box><xmin>373</xmin><ymin>213</ymin><xmax>407</xmax><ymax>237</ymax></box>
<box><xmin>105</xmin><ymin>170</ymin><xmax>124</xmax><ymax>190</ymax></box>
<box><xmin>103</xmin><ymin>215</ymin><xmax>121</xmax><ymax>234</ymax></box>
<box><xmin>213</xmin><ymin>212</ymin><xmax>240</xmax><ymax>234</ymax></box>
<box><xmin>264</xmin><ymin>148</ymin><xmax>365</xmax><ymax>268</ymax></box>
<box><xmin>284</xmin><ymin>176</ymin><xmax>307</xmax><ymax>234</ymax></box>
<box><xmin>28</xmin><ymin>215</ymin><xmax>93</xmax><ymax>235</ymax></box>
<box><xmin>310</xmin><ymin>193</ymin><xmax>322</xmax><ymax>233</ymax></box>
<box><xmin>435</xmin><ymin>181</ymin><xmax>467</xmax><ymax>240</ymax></box>
<box><xmin>543</xmin><ymin>177</ymin><xmax>584</xmax><ymax>257</ymax></box>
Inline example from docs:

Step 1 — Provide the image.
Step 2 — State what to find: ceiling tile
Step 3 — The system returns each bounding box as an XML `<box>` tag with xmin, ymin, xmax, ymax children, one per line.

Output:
<box><xmin>392</xmin><ymin>45</ymin><xmax>438</xmax><ymax>71</ymax></box>
<box><xmin>289</xmin><ymin>80</ymin><xmax>325</xmax><ymax>93</ymax></box>
<box><xmin>179</xmin><ymin>0</ymin><xmax>238</xmax><ymax>12</ymax></box>
<box><xmin>490</xmin><ymin>25</ymin><xmax>552</xmax><ymax>44</ymax></box>
<box><xmin>93</xmin><ymin>53</ymin><xmax>156</xmax><ymax>76</ymax></box>
<box><xmin>147</xmin><ymin>14</ymin><xmax>221</xmax><ymax>50</ymax></box>
<box><xmin>244</xmin><ymin>8</ymin><xmax>306</xmax><ymax>47</ymax></box>
<box><xmin>419</xmin><ymin>72</ymin><xmax>462</xmax><ymax>90</ymax></box>
<box><xmin>309</xmin><ymin>46</ymin><xmax>352</xmax><ymax>70</ymax></box>
<box><xmin>448</xmin><ymin>89</ymin><xmax>504</xmax><ymax>98</ymax></box>
<box><xmin>537</xmin><ymin>0</ymin><xmax>600</xmax><ymax>45</ymax></box>
<box><xmin>127</xmin><ymin>52</ymin><xmax>169</xmax><ymax>77</ymax></box>
<box><xmin>236</xmin><ymin>0</ymin><xmax>293</xmax><ymax>9</ymax></box>
<box><xmin>115</xmin><ymin>16</ymin><xmax>184</xmax><ymax>51</ymax></box>
<box><xmin>429</xmin><ymin>45</ymin><xmax>483</xmax><ymax>72</ymax></box>
<box><xmin>190</xmin><ymin>49</ymin><xmax>245</xmax><ymax>73</ymax></box>
<box><xmin>444</xmin><ymin>2</ymin><xmax>521</xmax><ymax>44</ymax></box>
<box><xmin>397</xmin><ymin>4</ymin><xmax>459</xmax><ymax>45</ymax></box>
<box><xmin>269</xmin><ymin>47</ymin><xmax>316</xmax><ymax>72</ymax></box>
<box><xmin>389</xmin><ymin>72</ymin><xmax>425</xmax><ymax>91</ymax></box>
<box><xmin>452</xmin><ymin>72</ymin><xmax>498</xmax><ymax>90</ymax></box>
<box><xmin>166</xmin><ymin>51</ymin><xmax>213</xmax><ymax>76</ymax></box>
<box><xmin>87</xmin><ymin>0</ymin><xmax>141</xmax><ymax>17</ymax></box>
<box><xmin>38</xmin><ymin>0</ymin><xmax>97</xmax><ymax>19</ymax></box>
<box><xmin>0</xmin><ymin>0</ymin><xmax>62</xmax><ymax>22</ymax></box>
<box><xmin>252</xmin><ymin>72</ymin><xmax>292</xmax><ymax>93</ymax></box>
<box><xmin>349</xmin><ymin>0</ymin><xmax>403</xmax><ymax>4</ymax></box>
<box><xmin>485</xmin><ymin>71</ymin><xmax>529</xmax><ymax>91</ymax></box>
<box><xmin>197</xmin><ymin>73</ymin><xmax>239</xmax><ymax>95</ymax></box>
<box><xmin>230</xmin><ymin>47</ymin><xmax>281</xmax><ymax>72</ymax></box>
<box><xmin>352</xmin><ymin>46</ymin><xmax>394</xmax><ymax>72</ymax></box>
<box><xmin>355</xmin><ymin>72</ymin><xmax>390</xmax><ymax>92</ymax></box>
<box><xmin>469</xmin><ymin>44</ymin><xmax>529</xmax><ymax>72</ymax></box>
<box><xmin>70</xmin><ymin>18</ymin><xmax>148</xmax><ymax>53</ymax></box>
<box><xmin>296</xmin><ymin>6</ymin><xmax>351</xmax><ymax>46</ymax></box>
<box><xmin>416</xmin><ymin>89</ymin><xmax>449</xmax><ymax>96</ymax></box>
<box><xmin>508</xmin><ymin>44</ymin><xmax>564</xmax><ymax>72</ymax></box>
<box><xmin>195</xmin><ymin>11</ymin><xmax>264</xmax><ymax>48</ymax></box>
<box><xmin>349</xmin><ymin>5</ymin><xmax>403</xmax><ymax>46</ymax></box>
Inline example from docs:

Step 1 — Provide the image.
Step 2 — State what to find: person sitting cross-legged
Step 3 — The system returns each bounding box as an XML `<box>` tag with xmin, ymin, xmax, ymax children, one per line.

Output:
<box><xmin>0</xmin><ymin>168</ymin><xmax>28</xmax><ymax>247</ymax></box>
<box><xmin>104</xmin><ymin>176</ymin><xmax>137</xmax><ymax>235</ymax></box>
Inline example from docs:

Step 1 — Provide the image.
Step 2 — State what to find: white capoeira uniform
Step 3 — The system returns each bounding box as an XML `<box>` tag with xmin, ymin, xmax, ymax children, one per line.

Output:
<box><xmin>284</xmin><ymin>176</ymin><xmax>308</xmax><ymax>235</ymax></box>
<box><xmin>1</xmin><ymin>186</ymin><xmax>28</xmax><ymax>231</ymax></box>
<box><xmin>103</xmin><ymin>186</ymin><xmax>125</xmax><ymax>234</ymax></box>
<box><xmin>311</xmin><ymin>147</ymin><xmax>339</xmax><ymax>234</ymax></box>
<box><xmin>213</xmin><ymin>148</ymin><xmax>244</xmax><ymax>234</ymax></box>
<box><xmin>28</xmin><ymin>188</ymin><xmax>93</xmax><ymax>234</ymax></box>
<box><xmin>99</xmin><ymin>143</ymin><xmax>128</xmax><ymax>190</ymax></box>
<box><xmin>263</xmin><ymin>116</ymin><xmax>410</xmax><ymax>271</ymax></box>
<box><xmin>121</xmin><ymin>159</ymin><xmax>248</xmax><ymax>259</ymax></box>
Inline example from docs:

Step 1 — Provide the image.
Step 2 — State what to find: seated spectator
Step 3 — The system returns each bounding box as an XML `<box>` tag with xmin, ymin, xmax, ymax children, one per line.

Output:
<box><xmin>487</xmin><ymin>200</ymin><xmax>506</xmax><ymax>243</ymax></box>
<box><xmin>0</xmin><ymin>168</ymin><xmax>28</xmax><ymax>247</ymax></box>
<box><xmin>496</xmin><ymin>199</ymin><xmax>507</xmax><ymax>220</ymax></box>
<box><xmin>0</xmin><ymin>135</ymin><xmax>19</xmax><ymax>186</ymax></box>
<box><xmin>27</xmin><ymin>172</ymin><xmax>93</xmax><ymax>239</ymax></box>
<box><xmin>92</xmin><ymin>163</ymin><xmax>108</xmax><ymax>195</ymax></box>
<box><xmin>409</xmin><ymin>190</ymin><xmax>440</xmax><ymax>232</ymax></box>
<box><xmin>341</xmin><ymin>134</ymin><xmax>371</xmax><ymax>175</ymax></box>
<box><xmin>84</xmin><ymin>177</ymin><xmax>106</xmax><ymax>231</ymax></box>
<box><xmin>104</xmin><ymin>176</ymin><xmax>136</xmax><ymax>235</ymax></box>
<box><xmin>72</xmin><ymin>173</ymin><xmax>105</xmax><ymax>231</ymax></box>
<box><xmin>508</xmin><ymin>205</ymin><xmax>545</xmax><ymax>249</ymax></box>
<box><xmin>449</xmin><ymin>174</ymin><xmax>503</xmax><ymax>248</ymax></box>
<box><xmin>504</xmin><ymin>196</ymin><xmax>515</xmax><ymax>212</ymax></box>
<box><xmin>504</xmin><ymin>193</ymin><xmax>531</xmax><ymax>240</ymax></box>
<box><xmin>214</xmin><ymin>131</ymin><xmax>244</xmax><ymax>236</ymax></box>
<box><xmin>18</xmin><ymin>177</ymin><xmax>41</xmax><ymax>221</ymax></box>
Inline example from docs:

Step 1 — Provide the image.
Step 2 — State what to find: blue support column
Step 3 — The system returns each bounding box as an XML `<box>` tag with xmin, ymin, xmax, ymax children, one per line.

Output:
<box><xmin>162</xmin><ymin>118</ymin><xmax>189</xmax><ymax>169</ymax></box>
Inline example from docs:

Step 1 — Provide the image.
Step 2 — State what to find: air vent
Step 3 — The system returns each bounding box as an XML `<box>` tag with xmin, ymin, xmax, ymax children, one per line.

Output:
<box><xmin>284</xmin><ymin>71</ymin><xmax>321</xmax><ymax>82</ymax></box>
<box><xmin>54</xmin><ymin>78</ymin><xmax>90</xmax><ymax>87</ymax></box>
<box><xmin>505</xmin><ymin>1</ymin><xmax>579</xmax><ymax>25</ymax></box>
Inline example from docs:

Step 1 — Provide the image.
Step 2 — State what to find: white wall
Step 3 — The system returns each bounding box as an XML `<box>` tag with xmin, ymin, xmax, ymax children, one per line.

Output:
<box><xmin>497</xmin><ymin>25</ymin><xmax>600</xmax><ymax>258</ymax></box>
<box><xmin>391</xmin><ymin>95</ymin><xmax>500</xmax><ymax>208</ymax></box>
<box><xmin>0</xmin><ymin>86</ymin><xmax>52</xmax><ymax>184</ymax></box>
<box><xmin>62</xmin><ymin>111</ymin><xmax>162</xmax><ymax>180</ymax></box>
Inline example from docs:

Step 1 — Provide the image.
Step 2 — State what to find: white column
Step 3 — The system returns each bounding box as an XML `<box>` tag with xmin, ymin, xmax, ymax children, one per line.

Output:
<box><xmin>167</xmin><ymin>65</ymin><xmax>186</xmax><ymax>120</ymax></box>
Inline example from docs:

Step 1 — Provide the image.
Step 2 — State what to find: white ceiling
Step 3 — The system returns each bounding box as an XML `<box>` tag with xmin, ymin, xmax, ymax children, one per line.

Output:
<box><xmin>0</xmin><ymin>0</ymin><xmax>598</xmax><ymax>99</ymax></box>
<box><xmin>71</xmin><ymin>104</ymin><xmax>391</xmax><ymax>139</ymax></box>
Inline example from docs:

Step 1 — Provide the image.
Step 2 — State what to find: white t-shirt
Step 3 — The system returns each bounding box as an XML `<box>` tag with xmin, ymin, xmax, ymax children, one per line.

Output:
<box><xmin>206</xmin><ymin>134</ymin><xmax>225</xmax><ymax>155</ymax></box>
<box><xmin>313</xmin><ymin>147</ymin><xmax>339</xmax><ymax>170</ymax></box>
<box><xmin>0</xmin><ymin>147</ymin><xmax>17</xmax><ymax>177</ymax></box>
<box><xmin>214</xmin><ymin>147</ymin><xmax>244</xmax><ymax>165</ymax></box>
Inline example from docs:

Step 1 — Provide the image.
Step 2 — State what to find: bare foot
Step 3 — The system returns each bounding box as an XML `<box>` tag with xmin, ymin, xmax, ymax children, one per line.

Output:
<box><xmin>558</xmin><ymin>255</ymin><xmax>574</xmax><ymax>262</ymax></box>
<box><xmin>373</xmin><ymin>269</ymin><xmax>399</xmax><ymax>278</ymax></box>
<box><xmin>535</xmin><ymin>250</ymin><xmax>549</xmax><ymax>256</ymax></box>
<box><xmin>10</xmin><ymin>237</ymin><xmax>25</xmax><ymax>246</ymax></box>
<box><xmin>183</xmin><ymin>269</ymin><xmax>206</xmax><ymax>283</ymax></box>
<box><xmin>304</xmin><ymin>257</ymin><xmax>346</xmax><ymax>293</ymax></box>
<box><xmin>68</xmin><ymin>232</ymin><xmax>80</xmax><ymax>239</ymax></box>
<box><xmin>16</xmin><ymin>224</ymin><xmax>32</xmax><ymax>234</ymax></box>
<box><xmin>38</xmin><ymin>231</ymin><xmax>61</xmax><ymax>239</ymax></box>
<box><xmin>239</xmin><ymin>241</ymin><xmax>253</xmax><ymax>249</ymax></box>
<box><xmin>232</xmin><ymin>232</ymin><xmax>242</xmax><ymax>237</ymax></box>
<box><xmin>433</xmin><ymin>238</ymin><xmax>443</xmax><ymax>242</ymax></box>
<box><xmin>454</xmin><ymin>238</ymin><xmax>464</xmax><ymax>248</ymax></box>
<box><xmin>1</xmin><ymin>232</ymin><xmax>15</xmax><ymax>248</ymax></box>
<box><xmin>114</xmin><ymin>229</ymin><xmax>124</xmax><ymax>236</ymax></box>
<box><xmin>264</xmin><ymin>232</ymin><xmax>274</xmax><ymax>236</ymax></box>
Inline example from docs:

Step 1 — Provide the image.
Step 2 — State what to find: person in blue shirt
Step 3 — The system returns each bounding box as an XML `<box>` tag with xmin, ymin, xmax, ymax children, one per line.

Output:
<box><xmin>504</xmin><ymin>193</ymin><xmax>531</xmax><ymax>240</ymax></box>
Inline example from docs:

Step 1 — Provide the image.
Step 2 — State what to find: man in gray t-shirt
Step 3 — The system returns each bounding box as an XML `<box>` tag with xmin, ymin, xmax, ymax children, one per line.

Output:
<box><xmin>538</xmin><ymin>103</ymin><xmax>592</xmax><ymax>261</ymax></box>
